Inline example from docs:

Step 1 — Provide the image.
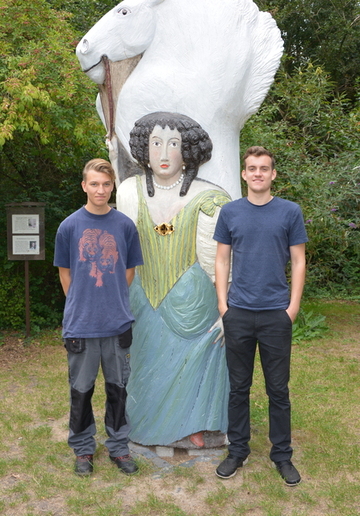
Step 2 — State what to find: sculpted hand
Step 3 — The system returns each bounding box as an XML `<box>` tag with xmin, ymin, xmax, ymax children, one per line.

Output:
<box><xmin>209</xmin><ymin>316</ymin><xmax>225</xmax><ymax>346</ymax></box>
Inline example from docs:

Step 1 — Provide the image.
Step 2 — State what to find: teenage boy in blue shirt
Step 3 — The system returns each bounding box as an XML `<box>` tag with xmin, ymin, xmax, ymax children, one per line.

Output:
<box><xmin>213</xmin><ymin>146</ymin><xmax>307</xmax><ymax>486</ymax></box>
<box><xmin>54</xmin><ymin>158</ymin><xmax>143</xmax><ymax>476</ymax></box>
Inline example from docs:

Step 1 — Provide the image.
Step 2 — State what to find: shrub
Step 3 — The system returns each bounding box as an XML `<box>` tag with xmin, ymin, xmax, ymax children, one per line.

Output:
<box><xmin>241</xmin><ymin>61</ymin><xmax>360</xmax><ymax>298</ymax></box>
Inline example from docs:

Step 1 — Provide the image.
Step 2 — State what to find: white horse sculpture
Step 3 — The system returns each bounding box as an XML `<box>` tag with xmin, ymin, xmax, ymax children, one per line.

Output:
<box><xmin>76</xmin><ymin>0</ymin><xmax>283</xmax><ymax>199</ymax></box>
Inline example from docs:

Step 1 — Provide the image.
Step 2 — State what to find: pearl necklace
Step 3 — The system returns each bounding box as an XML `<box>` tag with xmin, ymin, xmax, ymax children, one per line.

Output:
<box><xmin>153</xmin><ymin>173</ymin><xmax>184</xmax><ymax>190</ymax></box>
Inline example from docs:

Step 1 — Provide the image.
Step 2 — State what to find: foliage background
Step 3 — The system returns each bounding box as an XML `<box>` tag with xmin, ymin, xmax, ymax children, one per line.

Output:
<box><xmin>0</xmin><ymin>0</ymin><xmax>359</xmax><ymax>330</ymax></box>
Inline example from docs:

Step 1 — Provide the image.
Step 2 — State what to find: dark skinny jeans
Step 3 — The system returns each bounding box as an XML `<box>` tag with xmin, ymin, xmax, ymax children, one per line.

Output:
<box><xmin>223</xmin><ymin>306</ymin><xmax>293</xmax><ymax>462</ymax></box>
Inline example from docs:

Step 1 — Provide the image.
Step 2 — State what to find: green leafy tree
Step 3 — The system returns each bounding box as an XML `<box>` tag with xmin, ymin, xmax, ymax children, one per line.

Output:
<box><xmin>255</xmin><ymin>0</ymin><xmax>360</xmax><ymax>100</ymax></box>
<box><xmin>0</xmin><ymin>0</ymin><xmax>106</xmax><ymax>178</ymax></box>
<box><xmin>45</xmin><ymin>0</ymin><xmax>117</xmax><ymax>34</ymax></box>
<box><xmin>0</xmin><ymin>0</ymin><xmax>108</xmax><ymax>330</ymax></box>
<box><xmin>241</xmin><ymin>62</ymin><xmax>360</xmax><ymax>296</ymax></box>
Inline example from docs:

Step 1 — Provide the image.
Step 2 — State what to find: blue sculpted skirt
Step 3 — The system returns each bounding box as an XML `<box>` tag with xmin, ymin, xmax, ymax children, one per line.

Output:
<box><xmin>126</xmin><ymin>262</ymin><xmax>229</xmax><ymax>446</ymax></box>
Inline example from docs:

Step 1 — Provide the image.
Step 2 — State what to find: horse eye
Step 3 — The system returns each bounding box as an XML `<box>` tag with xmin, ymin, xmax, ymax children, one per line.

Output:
<box><xmin>118</xmin><ymin>7</ymin><xmax>131</xmax><ymax>15</ymax></box>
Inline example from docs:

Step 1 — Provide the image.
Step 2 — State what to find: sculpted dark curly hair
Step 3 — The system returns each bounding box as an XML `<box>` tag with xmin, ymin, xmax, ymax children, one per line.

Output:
<box><xmin>129</xmin><ymin>112</ymin><xmax>213</xmax><ymax>197</ymax></box>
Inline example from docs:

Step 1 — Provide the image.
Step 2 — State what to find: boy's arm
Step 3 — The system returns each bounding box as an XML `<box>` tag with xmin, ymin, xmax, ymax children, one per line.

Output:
<box><xmin>287</xmin><ymin>243</ymin><xmax>306</xmax><ymax>322</ymax></box>
<box><xmin>126</xmin><ymin>267</ymin><xmax>135</xmax><ymax>286</ymax></box>
<box><xmin>58</xmin><ymin>267</ymin><xmax>71</xmax><ymax>296</ymax></box>
<box><xmin>215</xmin><ymin>242</ymin><xmax>232</xmax><ymax>317</ymax></box>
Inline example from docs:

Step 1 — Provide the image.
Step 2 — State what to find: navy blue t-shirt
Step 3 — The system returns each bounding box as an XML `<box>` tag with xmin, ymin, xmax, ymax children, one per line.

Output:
<box><xmin>213</xmin><ymin>197</ymin><xmax>308</xmax><ymax>311</ymax></box>
<box><xmin>54</xmin><ymin>207</ymin><xmax>143</xmax><ymax>338</ymax></box>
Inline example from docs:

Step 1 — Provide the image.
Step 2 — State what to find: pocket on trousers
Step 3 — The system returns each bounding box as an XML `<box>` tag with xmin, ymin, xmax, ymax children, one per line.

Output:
<box><xmin>64</xmin><ymin>338</ymin><xmax>86</xmax><ymax>354</ymax></box>
<box><xmin>118</xmin><ymin>327</ymin><xmax>132</xmax><ymax>349</ymax></box>
<box><xmin>222</xmin><ymin>306</ymin><xmax>231</xmax><ymax>321</ymax></box>
<box><xmin>282</xmin><ymin>310</ymin><xmax>293</xmax><ymax>324</ymax></box>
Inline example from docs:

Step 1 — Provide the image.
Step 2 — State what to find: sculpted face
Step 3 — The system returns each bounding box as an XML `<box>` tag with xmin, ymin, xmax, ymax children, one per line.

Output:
<box><xmin>149</xmin><ymin>125</ymin><xmax>183</xmax><ymax>186</ymax></box>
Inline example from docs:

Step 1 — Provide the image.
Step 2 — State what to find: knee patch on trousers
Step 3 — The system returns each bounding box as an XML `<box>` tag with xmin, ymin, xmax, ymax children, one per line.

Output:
<box><xmin>105</xmin><ymin>382</ymin><xmax>127</xmax><ymax>432</ymax></box>
<box><xmin>69</xmin><ymin>385</ymin><xmax>95</xmax><ymax>435</ymax></box>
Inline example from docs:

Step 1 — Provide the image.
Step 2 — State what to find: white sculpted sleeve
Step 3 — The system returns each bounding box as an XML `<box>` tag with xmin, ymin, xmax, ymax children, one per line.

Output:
<box><xmin>196</xmin><ymin>206</ymin><xmax>232</xmax><ymax>283</ymax></box>
<box><xmin>116</xmin><ymin>177</ymin><xmax>139</xmax><ymax>224</ymax></box>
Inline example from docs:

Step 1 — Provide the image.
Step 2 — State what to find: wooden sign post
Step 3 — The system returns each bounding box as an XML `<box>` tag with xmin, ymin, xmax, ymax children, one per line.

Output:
<box><xmin>6</xmin><ymin>203</ymin><xmax>46</xmax><ymax>337</ymax></box>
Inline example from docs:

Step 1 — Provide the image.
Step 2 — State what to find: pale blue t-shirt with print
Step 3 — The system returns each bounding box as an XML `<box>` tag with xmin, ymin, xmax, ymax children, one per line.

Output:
<box><xmin>54</xmin><ymin>207</ymin><xmax>143</xmax><ymax>338</ymax></box>
<box><xmin>213</xmin><ymin>197</ymin><xmax>308</xmax><ymax>311</ymax></box>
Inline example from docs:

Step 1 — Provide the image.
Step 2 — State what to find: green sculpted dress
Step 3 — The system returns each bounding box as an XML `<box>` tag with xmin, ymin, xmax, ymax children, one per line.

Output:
<box><xmin>126</xmin><ymin>176</ymin><xmax>230</xmax><ymax>446</ymax></box>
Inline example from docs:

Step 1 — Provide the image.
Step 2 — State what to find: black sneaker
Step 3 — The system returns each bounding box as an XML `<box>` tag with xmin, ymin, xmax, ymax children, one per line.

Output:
<box><xmin>215</xmin><ymin>454</ymin><xmax>248</xmax><ymax>479</ymax></box>
<box><xmin>273</xmin><ymin>460</ymin><xmax>301</xmax><ymax>486</ymax></box>
<box><xmin>74</xmin><ymin>454</ymin><xmax>93</xmax><ymax>476</ymax></box>
<box><xmin>110</xmin><ymin>454</ymin><xmax>139</xmax><ymax>475</ymax></box>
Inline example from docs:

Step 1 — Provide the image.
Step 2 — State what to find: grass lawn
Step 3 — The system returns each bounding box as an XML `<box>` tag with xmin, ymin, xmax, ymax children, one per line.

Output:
<box><xmin>0</xmin><ymin>300</ymin><xmax>359</xmax><ymax>516</ymax></box>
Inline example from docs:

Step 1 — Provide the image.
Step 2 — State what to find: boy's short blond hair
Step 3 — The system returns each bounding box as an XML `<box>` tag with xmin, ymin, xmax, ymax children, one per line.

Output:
<box><xmin>82</xmin><ymin>159</ymin><xmax>116</xmax><ymax>183</ymax></box>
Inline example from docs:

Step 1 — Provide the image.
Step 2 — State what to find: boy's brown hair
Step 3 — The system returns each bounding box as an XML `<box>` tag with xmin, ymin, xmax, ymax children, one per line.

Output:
<box><xmin>243</xmin><ymin>146</ymin><xmax>275</xmax><ymax>170</ymax></box>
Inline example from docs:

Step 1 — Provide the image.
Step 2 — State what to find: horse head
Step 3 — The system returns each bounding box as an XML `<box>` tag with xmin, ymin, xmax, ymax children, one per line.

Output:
<box><xmin>76</xmin><ymin>0</ymin><xmax>164</xmax><ymax>84</ymax></box>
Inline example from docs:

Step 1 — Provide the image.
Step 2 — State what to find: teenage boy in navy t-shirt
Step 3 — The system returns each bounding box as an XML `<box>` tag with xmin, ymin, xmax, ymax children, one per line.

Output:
<box><xmin>213</xmin><ymin>146</ymin><xmax>307</xmax><ymax>486</ymax></box>
<box><xmin>54</xmin><ymin>158</ymin><xmax>143</xmax><ymax>476</ymax></box>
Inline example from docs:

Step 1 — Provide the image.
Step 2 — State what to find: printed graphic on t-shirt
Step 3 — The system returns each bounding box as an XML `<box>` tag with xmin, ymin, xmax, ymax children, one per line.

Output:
<box><xmin>78</xmin><ymin>229</ymin><xmax>119</xmax><ymax>287</ymax></box>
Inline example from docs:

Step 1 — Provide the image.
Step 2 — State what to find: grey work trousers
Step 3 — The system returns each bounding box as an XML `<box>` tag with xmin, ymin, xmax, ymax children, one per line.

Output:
<box><xmin>65</xmin><ymin>330</ymin><xmax>132</xmax><ymax>457</ymax></box>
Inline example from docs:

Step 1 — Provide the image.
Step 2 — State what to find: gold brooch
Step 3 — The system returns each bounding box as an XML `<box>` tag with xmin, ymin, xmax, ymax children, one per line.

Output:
<box><xmin>154</xmin><ymin>223</ymin><xmax>175</xmax><ymax>236</ymax></box>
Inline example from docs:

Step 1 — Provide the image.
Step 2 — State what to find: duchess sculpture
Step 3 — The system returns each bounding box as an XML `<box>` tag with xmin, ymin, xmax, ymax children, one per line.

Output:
<box><xmin>117</xmin><ymin>112</ymin><xmax>230</xmax><ymax>448</ymax></box>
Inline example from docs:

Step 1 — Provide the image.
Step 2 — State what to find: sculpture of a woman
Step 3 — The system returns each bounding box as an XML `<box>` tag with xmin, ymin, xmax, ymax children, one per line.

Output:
<box><xmin>117</xmin><ymin>112</ymin><xmax>230</xmax><ymax>448</ymax></box>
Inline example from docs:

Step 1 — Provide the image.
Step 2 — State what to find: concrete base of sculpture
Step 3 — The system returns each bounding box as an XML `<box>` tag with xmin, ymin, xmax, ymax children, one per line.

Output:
<box><xmin>168</xmin><ymin>431</ymin><xmax>227</xmax><ymax>449</ymax></box>
<box><xmin>135</xmin><ymin>431</ymin><xmax>227</xmax><ymax>454</ymax></box>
